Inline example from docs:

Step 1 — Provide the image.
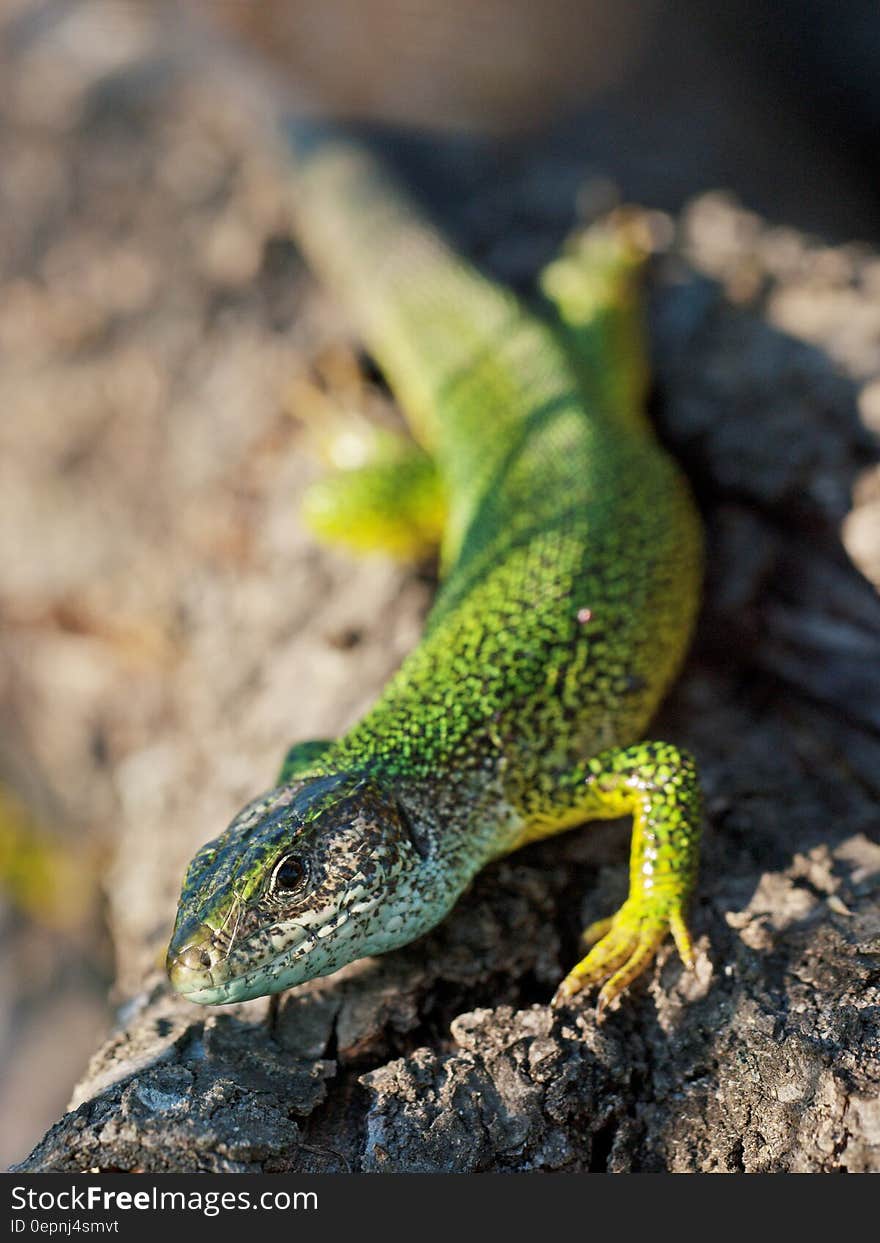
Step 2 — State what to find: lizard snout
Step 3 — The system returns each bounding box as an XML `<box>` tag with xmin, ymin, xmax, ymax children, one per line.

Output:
<box><xmin>166</xmin><ymin>921</ymin><xmax>220</xmax><ymax>994</ymax></box>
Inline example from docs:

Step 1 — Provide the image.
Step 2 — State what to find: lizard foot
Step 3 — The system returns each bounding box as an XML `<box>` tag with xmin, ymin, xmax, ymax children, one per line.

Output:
<box><xmin>552</xmin><ymin>897</ymin><xmax>694</xmax><ymax>1016</ymax></box>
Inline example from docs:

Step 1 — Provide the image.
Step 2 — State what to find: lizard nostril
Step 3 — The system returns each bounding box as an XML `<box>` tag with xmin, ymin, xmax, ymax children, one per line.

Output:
<box><xmin>179</xmin><ymin>945</ymin><xmax>213</xmax><ymax>971</ymax></box>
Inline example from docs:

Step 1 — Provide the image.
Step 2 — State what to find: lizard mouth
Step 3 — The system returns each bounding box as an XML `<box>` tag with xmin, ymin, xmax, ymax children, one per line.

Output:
<box><xmin>166</xmin><ymin>919</ymin><xmax>312</xmax><ymax>1005</ymax></box>
<box><xmin>166</xmin><ymin>907</ymin><xmax>358</xmax><ymax>1005</ymax></box>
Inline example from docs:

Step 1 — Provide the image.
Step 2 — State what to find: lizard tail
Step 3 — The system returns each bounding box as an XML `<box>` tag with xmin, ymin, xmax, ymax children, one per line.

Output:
<box><xmin>277</xmin><ymin>119</ymin><xmax>519</xmax><ymax>451</ymax></box>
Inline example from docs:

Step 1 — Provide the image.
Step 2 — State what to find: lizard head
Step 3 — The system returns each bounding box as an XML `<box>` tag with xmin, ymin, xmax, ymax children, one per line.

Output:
<box><xmin>166</xmin><ymin>772</ymin><xmax>430</xmax><ymax>1004</ymax></box>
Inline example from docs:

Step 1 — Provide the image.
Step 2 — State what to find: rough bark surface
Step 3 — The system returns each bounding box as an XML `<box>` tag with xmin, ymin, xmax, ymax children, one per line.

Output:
<box><xmin>6</xmin><ymin>3</ymin><xmax>880</xmax><ymax>1173</ymax></box>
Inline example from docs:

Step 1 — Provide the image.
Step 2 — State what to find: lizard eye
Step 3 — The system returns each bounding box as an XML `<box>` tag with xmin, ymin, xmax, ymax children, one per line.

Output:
<box><xmin>272</xmin><ymin>854</ymin><xmax>309</xmax><ymax>894</ymax></box>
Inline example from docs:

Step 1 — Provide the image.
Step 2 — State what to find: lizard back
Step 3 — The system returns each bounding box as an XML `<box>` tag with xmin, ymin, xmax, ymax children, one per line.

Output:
<box><xmin>284</xmin><ymin>130</ymin><xmax>701</xmax><ymax>822</ymax></box>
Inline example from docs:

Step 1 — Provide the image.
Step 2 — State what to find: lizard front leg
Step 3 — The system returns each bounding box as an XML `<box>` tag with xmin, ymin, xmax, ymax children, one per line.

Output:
<box><xmin>278</xmin><ymin>738</ymin><xmax>335</xmax><ymax>783</ymax></box>
<box><xmin>530</xmin><ymin>741</ymin><xmax>702</xmax><ymax>1013</ymax></box>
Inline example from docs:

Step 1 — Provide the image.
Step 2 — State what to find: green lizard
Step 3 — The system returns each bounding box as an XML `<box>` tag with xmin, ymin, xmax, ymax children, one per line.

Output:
<box><xmin>166</xmin><ymin>127</ymin><xmax>703</xmax><ymax>1015</ymax></box>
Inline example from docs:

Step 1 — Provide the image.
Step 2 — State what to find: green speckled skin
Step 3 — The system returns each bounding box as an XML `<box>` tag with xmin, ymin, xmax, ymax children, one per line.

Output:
<box><xmin>167</xmin><ymin>132</ymin><xmax>703</xmax><ymax>1014</ymax></box>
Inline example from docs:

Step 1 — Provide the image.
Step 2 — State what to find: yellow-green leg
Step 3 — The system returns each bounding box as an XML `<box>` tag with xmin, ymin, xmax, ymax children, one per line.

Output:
<box><xmin>302</xmin><ymin>444</ymin><xmax>445</xmax><ymax>560</ymax></box>
<box><xmin>288</xmin><ymin>350</ymin><xmax>446</xmax><ymax>561</ymax></box>
<box><xmin>278</xmin><ymin>739</ymin><xmax>335</xmax><ymax>783</ymax></box>
<box><xmin>546</xmin><ymin>740</ymin><xmax>702</xmax><ymax>1014</ymax></box>
<box><xmin>537</xmin><ymin>218</ymin><xmax>700</xmax><ymax>1011</ymax></box>
<box><xmin>539</xmin><ymin>211</ymin><xmax>653</xmax><ymax>435</ymax></box>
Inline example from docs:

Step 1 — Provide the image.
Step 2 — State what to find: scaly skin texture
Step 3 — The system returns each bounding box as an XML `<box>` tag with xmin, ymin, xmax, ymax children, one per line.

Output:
<box><xmin>167</xmin><ymin>130</ymin><xmax>703</xmax><ymax>1015</ymax></box>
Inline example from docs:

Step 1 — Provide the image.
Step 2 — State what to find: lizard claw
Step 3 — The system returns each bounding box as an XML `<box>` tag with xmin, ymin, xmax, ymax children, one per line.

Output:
<box><xmin>552</xmin><ymin>897</ymin><xmax>694</xmax><ymax>1015</ymax></box>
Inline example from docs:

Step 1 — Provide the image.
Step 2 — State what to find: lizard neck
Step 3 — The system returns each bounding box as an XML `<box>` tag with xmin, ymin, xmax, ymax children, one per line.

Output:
<box><xmin>316</xmin><ymin>727</ymin><xmax>519</xmax><ymax>900</ymax></box>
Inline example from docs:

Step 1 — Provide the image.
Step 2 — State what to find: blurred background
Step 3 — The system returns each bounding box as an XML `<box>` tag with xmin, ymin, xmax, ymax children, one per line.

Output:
<box><xmin>2</xmin><ymin>0</ymin><xmax>880</xmax><ymax>1168</ymax></box>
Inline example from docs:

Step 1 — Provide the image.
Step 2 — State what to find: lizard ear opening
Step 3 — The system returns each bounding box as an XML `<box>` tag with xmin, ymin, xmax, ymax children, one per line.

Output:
<box><xmin>346</xmin><ymin>776</ymin><xmax>430</xmax><ymax>861</ymax></box>
<box><xmin>395</xmin><ymin>796</ymin><xmax>430</xmax><ymax>859</ymax></box>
